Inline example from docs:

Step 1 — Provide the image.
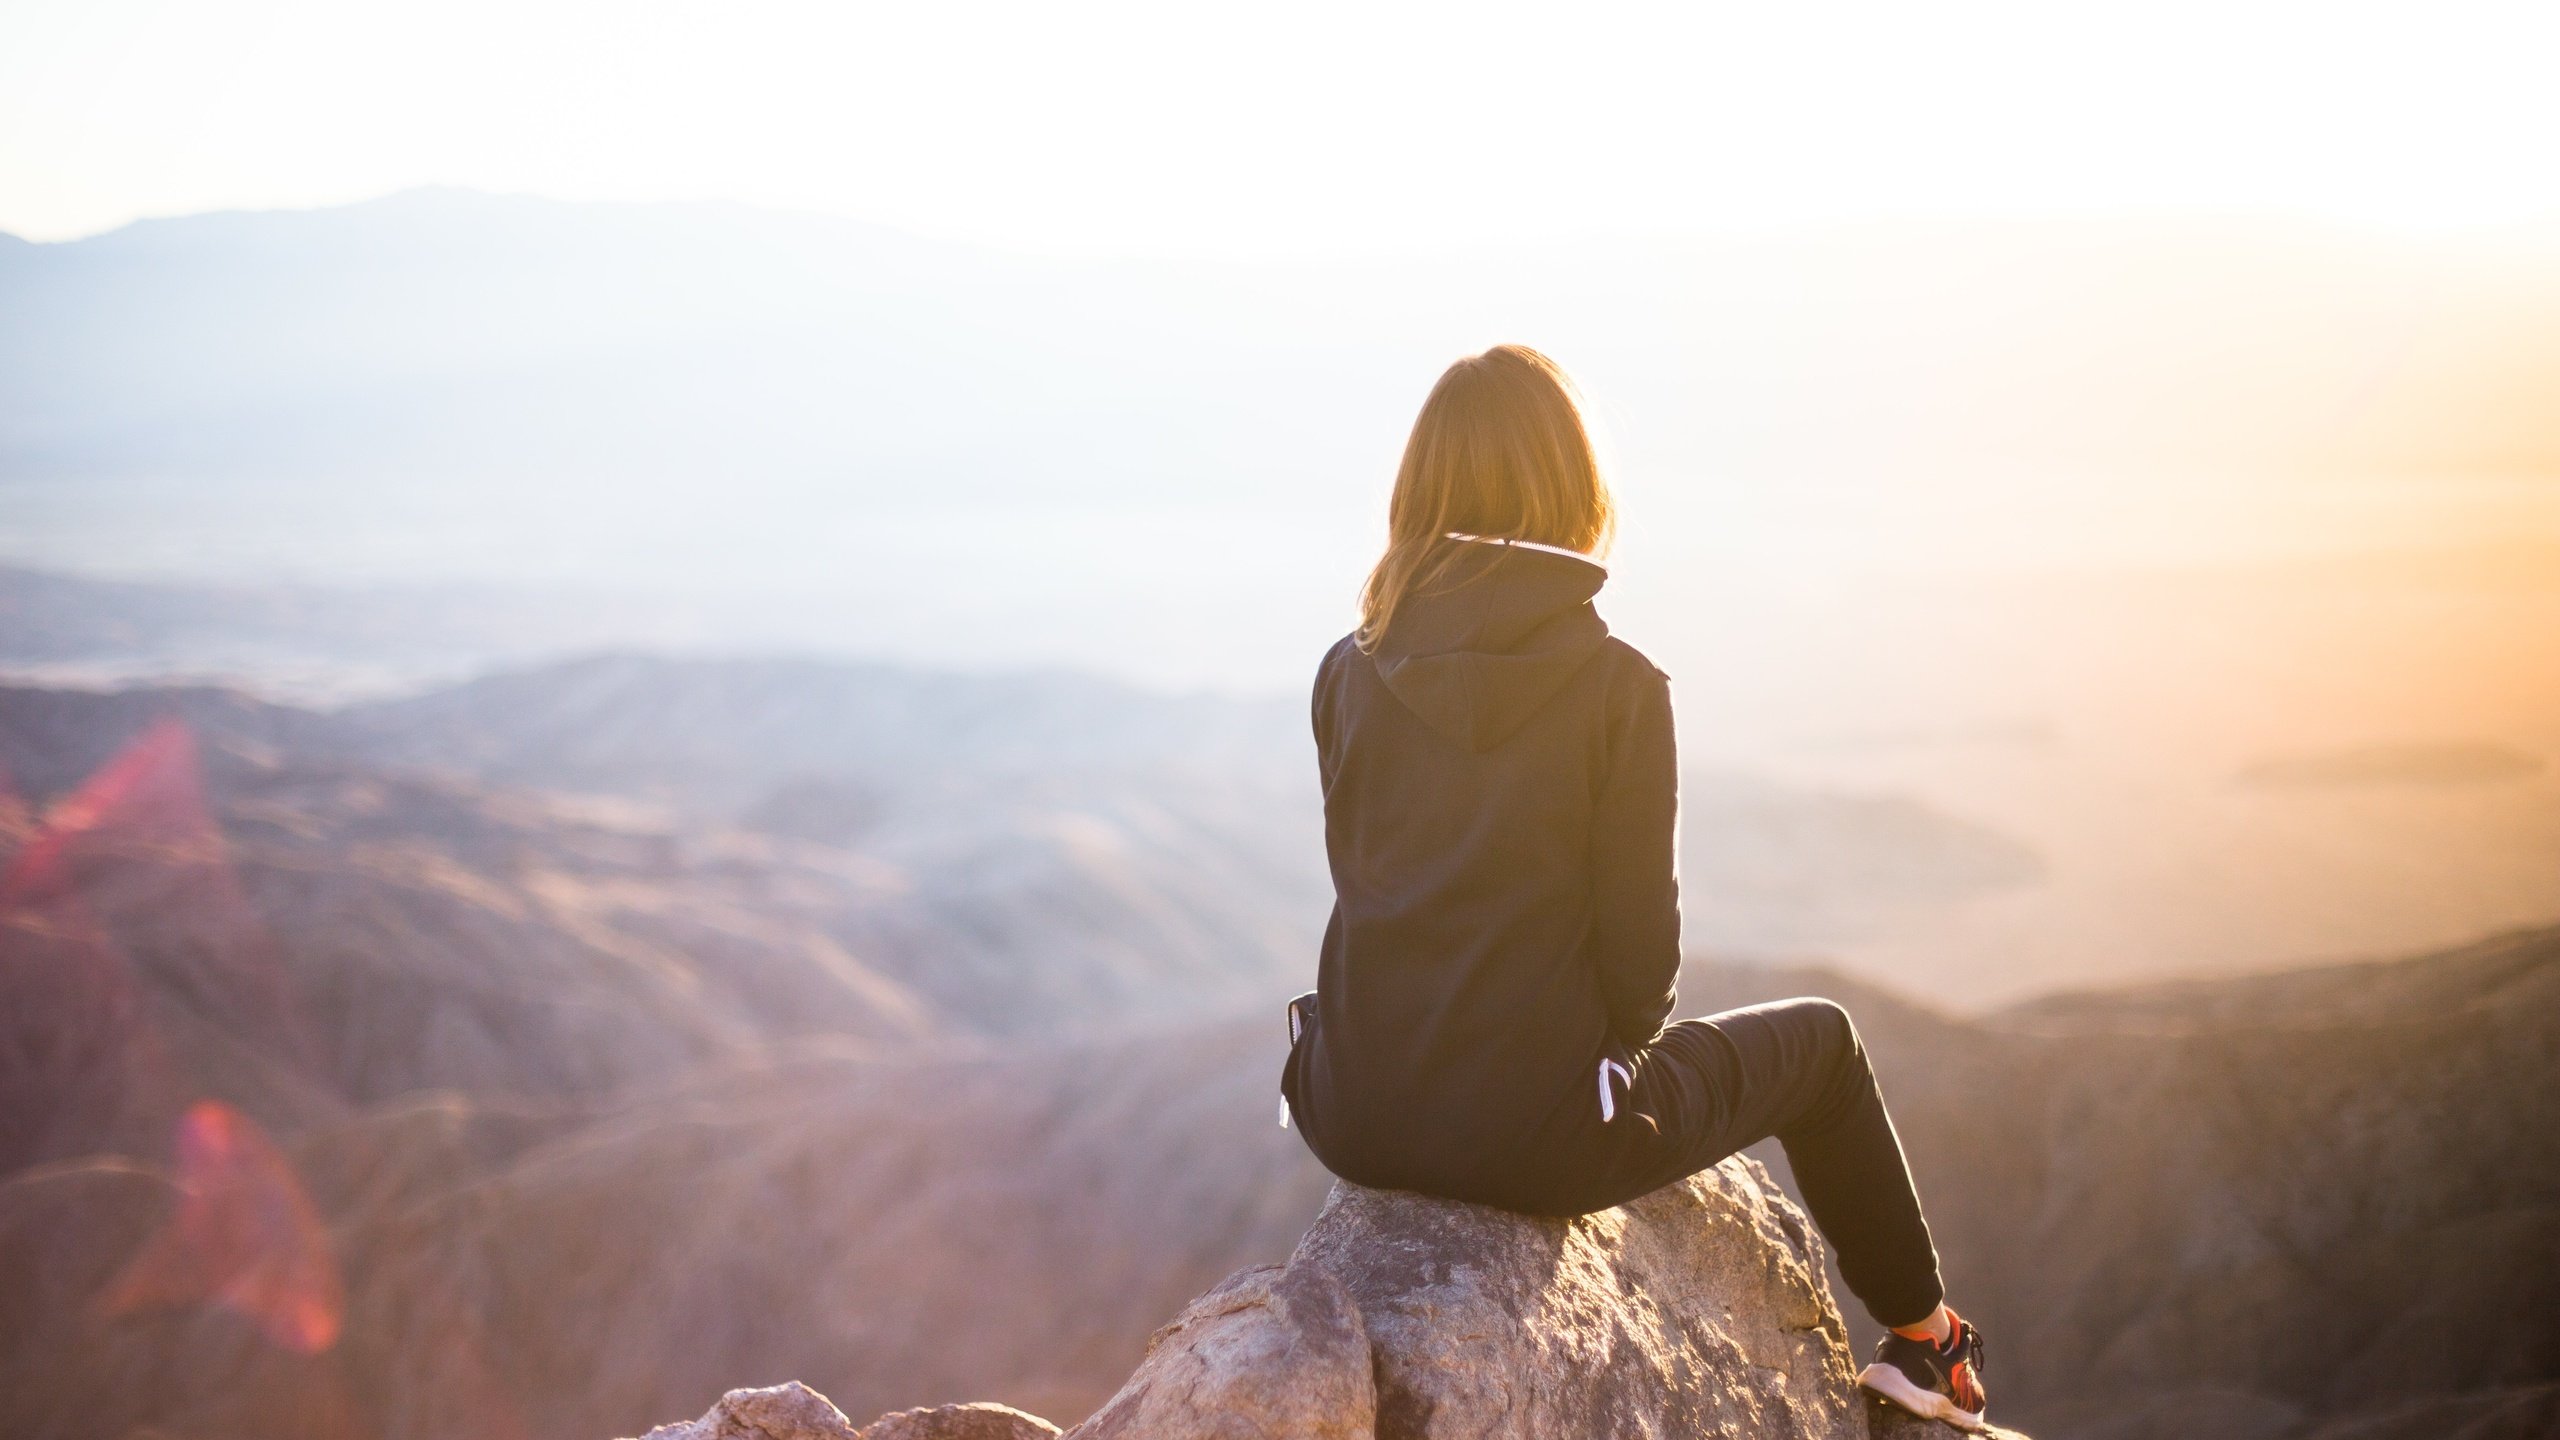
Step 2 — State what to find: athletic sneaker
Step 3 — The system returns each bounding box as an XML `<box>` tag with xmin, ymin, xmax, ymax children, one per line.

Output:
<box><xmin>1857</xmin><ymin>1311</ymin><xmax>1989</xmax><ymax>1431</ymax></box>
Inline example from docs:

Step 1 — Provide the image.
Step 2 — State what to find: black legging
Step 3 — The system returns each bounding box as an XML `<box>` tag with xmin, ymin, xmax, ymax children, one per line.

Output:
<box><xmin>1614</xmin><ymin>997</ymin><xmax>1945</xmax><ymax>1328</ymax></box>
<box><xmin>1288</xmin><ymin>991</ymin><xmax>1946</xmax><ymax>1327</ymax></box>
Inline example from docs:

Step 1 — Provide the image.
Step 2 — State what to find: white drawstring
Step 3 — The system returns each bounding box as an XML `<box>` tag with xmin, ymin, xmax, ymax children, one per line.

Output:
<box><xmin>1597</xmin><ymin>1058</ymin><xmax>1633</xmax><ymax>1122</ymax></box>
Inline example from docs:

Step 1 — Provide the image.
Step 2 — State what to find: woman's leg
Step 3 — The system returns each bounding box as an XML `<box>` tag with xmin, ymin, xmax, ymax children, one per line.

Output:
<box><xmin>1632</xmin><ymin>996</ymin><xmax>1945</xmax><ymax>1328</ymax></box>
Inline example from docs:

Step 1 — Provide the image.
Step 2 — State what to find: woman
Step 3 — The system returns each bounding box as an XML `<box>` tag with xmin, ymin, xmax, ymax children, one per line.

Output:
<box><xmin>1279</xmin><ymin>344</ymin><xmax>1990</xmax><ymax>1431</ymax></box>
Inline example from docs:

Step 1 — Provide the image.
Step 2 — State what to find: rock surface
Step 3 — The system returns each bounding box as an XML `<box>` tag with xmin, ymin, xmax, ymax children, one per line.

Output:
<box><xmin>627</xmin><ymin>1159</ymin><xmax>2024</xmax><ymax>1440</ymax></box>
<box><xmin>858</xmin><ymin>1401</ymin><xmax>1062</xmax><ymax>1440</ymax></box>
<box><xmin>629</xmin><ymin>1384</ymin><xmax>1059</xmax><ymax>1440</ymax></box>
<box><xmin>633</xmin><ymin>1383</ymin><xmax>862</xmax><ymax>1440</ymax></box>
<box><xmin>1065</xmin><ymin>1158</ymin><xmax>2020</xmax><ymax>1440</ymax></box>
<box><xmin>1069</xmin><ymin>1261</ymin><xmax>1374</xmax><ymax>1440</ymax></box>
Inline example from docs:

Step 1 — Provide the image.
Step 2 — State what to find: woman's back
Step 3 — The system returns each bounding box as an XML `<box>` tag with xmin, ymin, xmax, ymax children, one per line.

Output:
<box><xmin>1281</xmin><ymin>344</ymin><xmax>1986</xmax><ymax>1428</ymax></box>
<box><xmin>1285</xmin><ymin>535</ymin><xmax>1682</xmax><ymax>1213</ymax></box>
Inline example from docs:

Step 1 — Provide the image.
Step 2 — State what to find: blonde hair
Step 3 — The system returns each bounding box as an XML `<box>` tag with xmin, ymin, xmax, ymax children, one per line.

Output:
<box><xmin>1355</xmin><ymin>345</ymin><xmax>1615</xmax><ymax>652</ymax></box>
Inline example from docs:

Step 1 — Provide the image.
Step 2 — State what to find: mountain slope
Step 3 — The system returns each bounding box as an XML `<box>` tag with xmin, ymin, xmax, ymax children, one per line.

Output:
<box><xmin>1679</xmin><ymin>932</ymin><xmax>2560</xmax><ymax>1440</ymax></box>
<box><xmin>4</xmin><ymin>670</ymin><xmax>2548</xmax><ymax>1440</ymax></box>
<box><xmin>0</xmin><ymin>673</ymin><xmax>1333</xmax><ymax>1039</ymax></box>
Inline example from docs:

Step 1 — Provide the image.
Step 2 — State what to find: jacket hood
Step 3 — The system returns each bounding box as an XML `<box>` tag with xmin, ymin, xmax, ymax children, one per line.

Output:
<box><xmin>1370</xmin><ymin>540</ymin><xmax>1611</xmax><ymax>752</ymax></box>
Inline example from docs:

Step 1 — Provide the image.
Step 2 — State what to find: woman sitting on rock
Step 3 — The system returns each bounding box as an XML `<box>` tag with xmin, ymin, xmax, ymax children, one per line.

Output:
<box><xmin>1279</xmin><ymin>343</ymin><xmax>1990</xmax><ymax>1431</ymax></box>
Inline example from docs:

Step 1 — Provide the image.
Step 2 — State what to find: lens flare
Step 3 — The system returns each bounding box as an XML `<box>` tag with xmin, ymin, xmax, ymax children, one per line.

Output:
<box><xmin>1</xmin><ymin>721</ymin><xmax>344</xmax><ymax>1354</ymax></box>
<box><xmin>95</xmin><ymin>1099</ymin><xmax>347</xmax><ymax>1354</ymax></box>
<box><xmin>5</xmin><ymin>718</ymin><xmax>217</xmax><ymax>904</ymax></box>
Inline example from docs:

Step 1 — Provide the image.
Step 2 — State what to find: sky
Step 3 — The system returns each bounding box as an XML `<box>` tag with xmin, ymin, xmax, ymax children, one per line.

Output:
<box><xmin>5</xmin><ymin>0</ymin><xmax>2559</xmax><ymax>255</ymax></box>
<box><xmin>4</xmin><ymin>0</ymin><xmax>2555</xmax><ymax>990</ymax></box>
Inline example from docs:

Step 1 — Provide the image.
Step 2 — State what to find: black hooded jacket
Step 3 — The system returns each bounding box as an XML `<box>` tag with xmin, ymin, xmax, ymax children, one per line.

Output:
<box><xmin>1282</xmin><ymin>536</ymin><xmax>1682</xmax><ymax>1213</ymax></box>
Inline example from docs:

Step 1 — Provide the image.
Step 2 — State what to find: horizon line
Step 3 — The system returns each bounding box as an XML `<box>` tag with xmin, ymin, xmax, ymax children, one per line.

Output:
<box><xmin>11</xmin><ymin>184</ymin><xmax>2560</xmax><ymax>261</ymax></box>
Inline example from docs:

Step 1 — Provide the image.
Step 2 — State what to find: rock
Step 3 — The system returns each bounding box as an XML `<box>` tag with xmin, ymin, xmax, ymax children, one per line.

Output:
<box><xmin>1068</xmin><ymin>1262</ymin><xmax>1374</xmax><ymax>1440</ymax></box>
<box><xmin>623</xmin><ymin>1157</ymin><xmax>2029</xmax><ymax>1440</ymax></box>
<box><xmin>632</xmin><ymin>1382</ymin><xmax>862</xmax><ymax>1440</ymax></box>
<box><xmin>859</xmin><ymin>1401</ymin><xmax>1064</xmax><ymax>1439</ymax></box>
<box><xmin>1302</xmin><ymin>1161</ymin><xmax>1850</xmax><ymax>1438</ymax></box>
<box><xmin>1065</xmin><ymin>1155</ymin><xmax>2031</xmax><ymax>1440</ymax></box>
<box><xmin>627</xmin><ymin>1385</ymin><xmax>1059</xmax><ymax>1440</ymax></box>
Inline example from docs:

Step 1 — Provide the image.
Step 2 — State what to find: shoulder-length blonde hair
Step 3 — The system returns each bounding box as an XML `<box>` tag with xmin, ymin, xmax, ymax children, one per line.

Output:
<box><xmin>1355</xmin><ymin>344</ymin><xmax>1615</xmax><ymax>652</ymax></box>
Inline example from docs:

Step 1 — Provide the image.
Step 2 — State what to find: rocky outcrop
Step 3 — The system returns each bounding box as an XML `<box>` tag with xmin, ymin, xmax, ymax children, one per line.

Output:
<box><xmin>1069</xmin><ymin>1260</ymin><xmax>1373</xmax><ymax>1440</ymax></box>
<box><xmin>1069</xmin><ymin>1159</ymin><xmax>2016</xmax><ymax>1440</ymax></box>
<box><xmin>630</xmin><ymin>1383</ymin><xmax>1059</xmax><ymax>1440</ymax></box>
<box><xmin>857</xmin><ymin>1402</ymin><xmax>1063</xmax><ymax>1440</ymax></box>
<box><xmin>634</xmin><ymin>1384</ymin><xmax>863</xmax><ymax>1440</ymax></box>
<box><xmin>629</xmin><ymin>1158</ymin><xmax>2023</xmax><ymax>1440</ymax></box>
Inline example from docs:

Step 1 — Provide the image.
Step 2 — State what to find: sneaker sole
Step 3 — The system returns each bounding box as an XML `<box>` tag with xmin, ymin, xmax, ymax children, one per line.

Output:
<box><xmin>1857</xmin><ymin>1362</ymin><xmax>1988</xmax><ymax>1432</ymax></box>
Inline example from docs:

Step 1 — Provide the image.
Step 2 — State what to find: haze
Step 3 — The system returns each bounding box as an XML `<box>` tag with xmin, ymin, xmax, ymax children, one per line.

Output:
<box><xmin>5</xmin><ymin>13</ymin><xmax>2559</xmax><ymax>1436</ymax></box>
<box><xmin>7</xmin><ymin>1</ymin><xmax>2560</xmax><ymax>251</ymax></box>
<box><xmin>3</xmin><ymin>1</ymin><xmax>2557</xmax><ymax>998</ymax></box>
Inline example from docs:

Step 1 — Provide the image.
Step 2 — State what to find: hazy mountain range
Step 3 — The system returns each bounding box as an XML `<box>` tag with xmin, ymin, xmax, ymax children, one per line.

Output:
<box><xmin>0</xmin><ymin>657</ymin><xmax>2056</xmax><ymax>1029</ymax></box>
<box><xmin>7</xmin><ymin>189</ymin><xmax>2559</xmax><ymax>694</ymax></box>
<box><xmin>6</xmin><ymin>189</ymin><xmax>2557</xmax><ymax>1005</ymax></box>
<box><xmin>0</xmin><ymin>663</ymin><xmax>2547</xmax><ymax>1440</ymax></box>
<box><xmin>4</xmin><ymin>186</ymin><xmax>2555</xmax><ymax>1440</ymax></box>
<box><xmin>10</xmin><ymin>190</ymin><xmax>2556</xmax><ymax>507</ymax></box>
<box><xmin>16</xmin><ymin>550</ymin><xmax>2560</xmax><ymax>1006</ymax></box>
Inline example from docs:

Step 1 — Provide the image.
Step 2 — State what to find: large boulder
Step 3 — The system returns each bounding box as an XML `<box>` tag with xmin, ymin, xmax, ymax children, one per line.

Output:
<box><xmin>1064</xmin><ymin>1155</ymin><xmax>2018</xmax><ymax>1439</ymax></box>
<box><xmin>1069</xmin><ymin>1260</ymin><xmax>1375</xmax><ymax>1439</ymax></box>
<box><xmin>625</xmin><ymin>1157</ymin><xmax>2024</xmax><ymax>1440</ymax></box>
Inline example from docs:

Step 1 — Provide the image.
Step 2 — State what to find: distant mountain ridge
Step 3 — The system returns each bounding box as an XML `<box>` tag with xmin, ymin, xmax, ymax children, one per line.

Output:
<box><xmin>344</xmin><ymin>651</ymin><xmax>1310</xmax><ymax>810</ymax></box>
<box><xmin>0</xmin><ymin>657</ymin><xmax>2052</xmax><ymax>1005</ymax></box>
<box><xmin>0</xmin><ymin>672</ymin><xmax>1329</xmax><ymax>1040</ymax></box>
<box><xmin>9</xmin><ymin>190</ymin><xmax>2558</xmax><ymax>616</ymax></box>
<box><xmin>0</xmin><ymin>563</ymin><xmax>692</xmax><ymax>698</ymax></box>
<box><xmin>10</xmin><ymin>189</ymin><xmax>2557</xmax><ymax>483</ymax></box>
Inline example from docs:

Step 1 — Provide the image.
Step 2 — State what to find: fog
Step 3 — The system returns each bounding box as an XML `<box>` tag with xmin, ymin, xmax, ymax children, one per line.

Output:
<box><xmin>5</xmin><ymin>190</ymin><xmax>2560</xmax><ymax>999</ymax></box>
<box><xmin>7</xmin><ymin>191</ymin><xmax>2555</xmax><ymax>995</ymax></box>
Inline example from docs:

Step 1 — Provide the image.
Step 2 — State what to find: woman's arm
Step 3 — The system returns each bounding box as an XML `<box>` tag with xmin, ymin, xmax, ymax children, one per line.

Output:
<box><xmin>1588</xmin><ymin>661</ymin><xmax>1682</xmax><ymax>1050</ymax></box>
<box><xmin>1312</xmin><ymin>636</ymin><xmax>1349</xmax><ymax>790</ymax></box>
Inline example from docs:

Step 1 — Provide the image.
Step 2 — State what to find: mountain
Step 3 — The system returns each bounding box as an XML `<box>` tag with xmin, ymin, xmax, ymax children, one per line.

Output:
<box><xmin>0</xmin><ymin>563</ymin><xmax>702</xmax><ymax>701</ymax></box>
<box><xmin>9</xmin><ymin>192</ymin><xmax>2559</xmax><ymax>694</ymax></box>
<box><xmin>0</xmin><ymin>672</ymin><xmax>1327</xmax><ymax>1043</ymax></box>
<box><xmin>0</xmin><ymin>655</ymin><xmax>2059</xmax><ymax>1023</ymax></box>
<box><xmin>10</xmin><ymin>192</ymin><xmax>2558</xmax><ymax>509</ymax></box>
<box><xmin>1680</xmin><ymin>933</ymin><xmax>2560</xmax><ymax>1440</ymax></box>
<box><xmin>499</xmin><ymin>929</ymin><xmax>2549</xmax><ymax>1440</ymax></box>
<box><xmin>336</xmin><ymin>651</ymin><xmax>1311</xmax><ymax>816</ymax></box>
<box><xmin>0</xmin><ymin>670</ymin><xmax>1332</xmax><ymax>1437</ymax></box>
<box><xmin>1</xmin><ymin>662</ymin><xmax>2551</xmax><ymax>1440</ymax></box>
<box><xmin>11</xmin><ymin>884</ymin><xmax>2547</xmax><ymax>1440</ymax></box>
<box><xmin>11</xmin><ymin>189</ymin><xmax>2557</xmax><ymax>1005</ymax></box>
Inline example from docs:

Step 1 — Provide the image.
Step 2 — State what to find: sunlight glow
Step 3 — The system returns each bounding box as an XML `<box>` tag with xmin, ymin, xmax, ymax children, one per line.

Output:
<box><xmin>4</xmin><ymin>0</ymin><xmax>2557</xmax><ymax>251</ymax></box>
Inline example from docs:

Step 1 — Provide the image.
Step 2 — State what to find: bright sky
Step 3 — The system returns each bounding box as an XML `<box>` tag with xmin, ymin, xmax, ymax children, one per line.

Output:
<box><xmin>3</xmin><ymin>0</ymin><xmax>2557</xmax><ymax>253</ymax></box>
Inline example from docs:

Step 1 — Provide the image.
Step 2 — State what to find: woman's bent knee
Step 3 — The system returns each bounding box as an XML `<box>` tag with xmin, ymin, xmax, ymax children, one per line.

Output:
<box><xmin>1781</xmin><ymin>997</ymin><xmax>1876</xmax><ymax>1103</ymax></box>
<box><xmin>1779</xmin><ymin>995</ymin><xmax>1860</xmax><ymax>1050</ymax></box>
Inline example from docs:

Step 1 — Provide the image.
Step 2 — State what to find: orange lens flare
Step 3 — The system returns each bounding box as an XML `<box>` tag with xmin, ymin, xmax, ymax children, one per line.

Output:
<box><xmin>96</xmin><ymin>1099</ymin><xmax>347</xmax><ymax>1354</ymax></box>
<box><xmin>5</xmin><ymin>717</ymin><xmax>215</xmax><ymax>904</ymax></box>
